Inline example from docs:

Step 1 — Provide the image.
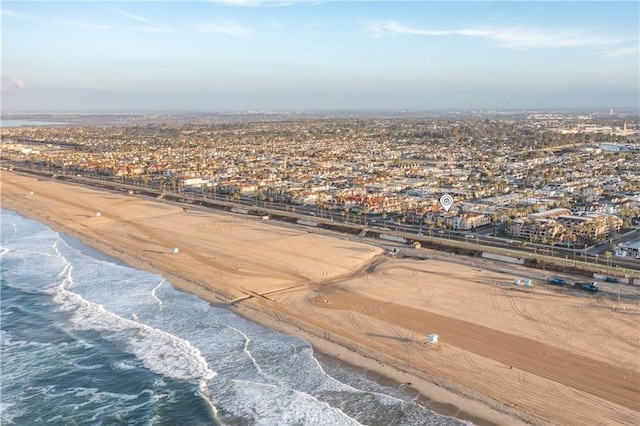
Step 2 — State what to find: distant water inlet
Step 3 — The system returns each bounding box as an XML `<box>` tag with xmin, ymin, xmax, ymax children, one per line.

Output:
<box><xmin>1</xmin><ymin>119</ymin><xmax>68</xmax><ymax>127</ymax></box>
<box><xmin>0</xmin><ymin>209</ymin><xmax>467</xmax><ymax>425</ymax></box>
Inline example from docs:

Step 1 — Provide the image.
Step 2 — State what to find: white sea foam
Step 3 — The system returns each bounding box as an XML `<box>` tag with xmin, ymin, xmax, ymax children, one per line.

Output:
<box><xmin>1</xmin><ymin>340</ymin><xmax>61</xmax><ymax>384</ymax></box>
<box><xmin>225</xmin><ymin>379</ymin><xmax>363</xmax><ymax>426</ymax></box>
<box><xmin>61</xmin><ymin>387</ymin><xmax>153</xmax><ymax>424</ymax></box>
<box><xmin>56</xmin><ymin>286</ymin><xmax>216</xmax><ymax>382</ymax></box>
<box><xmin>223</xmin><ymin>324</ymin><xmax>263</xmax><ymax>375</ymax></box>
<box><xmin>198</xmin><ymin>379</ymin><xmax>219</xmax><ymax>419</ymax></box>
<box><xmin>0</xmin><ymin>329</ymin><xmax>10</xmax><ymax>345</ymax></box>
<box><xmin>151</xmin><ymin>279</ymin><xmax>165</xmax><ymax>308</ymax></box>
<box><xmin>306</xmin><ymin>347</ymin><xmax>407</xmax><ymax>405</ymax></box>
<box><xmin>0</xmin><ymin>401</ymin><xmax>24</xmax><ymax>425</ymax></box>
<box><xmin>74</xmin><ymin>363</ymin><xmax>104</xmax><ymax>371</ymax></box>
<box><xmin>1</xmin><ymin>222</ymin><xmax>18</xmax><ymax>243</ymax></box>
<box><xmin>1</xmin><ymin>239</ymin><xmax>69</xmax><ymax>292</ymax></box>
<box><xmin>2</xmin><ymin>209</ymin><xmax>458</xmax><ymax>425</ymax></box>
<box><xmin>51</xmin><ymin>252</ymin><xmax>216</xmax><ymax>384</ymax></box>
<box><xmin>111</xmin><ymin>360</ymin><xmax>137</xmax><ymax>371</ymax></box>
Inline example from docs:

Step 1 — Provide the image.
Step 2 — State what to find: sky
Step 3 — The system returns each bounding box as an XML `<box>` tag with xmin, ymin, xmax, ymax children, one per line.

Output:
<box><xmin>1</xmin><ymin>1</ymin><xmax>639</xmax><ymax>112</ymax></box>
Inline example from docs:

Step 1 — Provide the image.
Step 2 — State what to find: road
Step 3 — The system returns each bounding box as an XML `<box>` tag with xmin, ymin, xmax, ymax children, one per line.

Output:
<box><xmin>5</xmin><ymin>160</ymin><xmax>640</xmax><ymax>273</ymax></box>
<box><xmin>588</xmin><ymin>229</ymin><xmax>640</xmax><ymax>256</ymax></box>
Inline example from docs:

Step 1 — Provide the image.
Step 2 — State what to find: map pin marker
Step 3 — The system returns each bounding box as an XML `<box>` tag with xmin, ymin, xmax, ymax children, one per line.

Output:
<box><xmin>440</xmin><ymin>194</ymin><xmax>454</xmax><ymax>212</ymax></box>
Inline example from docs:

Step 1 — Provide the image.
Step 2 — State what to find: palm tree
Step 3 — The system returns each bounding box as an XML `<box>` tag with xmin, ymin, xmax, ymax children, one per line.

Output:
<box><xmin>604</xmin><ymin>251</ymin><xmax>612</xmax><ymax>268</ymax></box>
<box><xmin>566</xmin><ymin>231</ymin><xmax>577</xmax><ymax>265</ymax></box>
<box><xmin>619</xmin><ymin>205</ymin><xmax>635</xmax><ymax>228</ymax></box>
<box><xmin>231</xmin><ymin>191</ymin><xmax>241</xmax><ymax>206</ymax></box>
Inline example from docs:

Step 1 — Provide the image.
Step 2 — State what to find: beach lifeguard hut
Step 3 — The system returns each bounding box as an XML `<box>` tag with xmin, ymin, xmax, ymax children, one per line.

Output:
<box><xmin>172</xmin><ymin>247</ymin><xmax>180</xmax><ymax>254</ymax></box>
<box><xmin>427</xmin><ymin>333</ymin><xmax>439</xmax><ymax>345</ymax></box>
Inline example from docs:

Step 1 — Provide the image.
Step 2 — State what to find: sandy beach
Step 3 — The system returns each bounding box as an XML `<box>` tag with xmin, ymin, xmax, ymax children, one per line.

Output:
<box><xmin>2</xmin><ymin>171</ymin><xmax>639</xmax><ymax>425</ymax></box>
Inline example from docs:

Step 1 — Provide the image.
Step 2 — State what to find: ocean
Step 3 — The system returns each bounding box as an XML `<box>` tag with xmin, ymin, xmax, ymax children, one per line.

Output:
<box><xmin>0</xmin><ymin>209</ymin><xmax>467</xmax><ymax>425</ymax></box>
<box><xmin>1</xmin><ymin>120</ymin><xmax>67</xmax><ymax>127</ymax></box>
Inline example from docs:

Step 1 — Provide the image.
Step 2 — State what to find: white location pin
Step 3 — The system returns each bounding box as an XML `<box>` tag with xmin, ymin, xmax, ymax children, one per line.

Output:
<box><xmin>439</xmin><ymin>194</ymin><xmax>454</xmax><ymax>212</ymax></box>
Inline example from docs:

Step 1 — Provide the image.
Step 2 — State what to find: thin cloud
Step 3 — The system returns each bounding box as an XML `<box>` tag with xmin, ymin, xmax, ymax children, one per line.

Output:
<box><xmin>597</xmin><ymin>45</ymin><xmax>639</xmax><ymax>58</ymax></box>
<box><xmin>116</xmin><ymin>10</ymin><xmax>158</xmax><ymax>25</ymax></box>
<box><xmin>1</xmin><ymin>75</ymin><xmax>28</xmax><ymax>93</ymax></box>
<box><xmin>125</xmin><ymin>26</ymin><xmax>175</xmax><ymax>34</ymax></box>
<box><xmin>196</xmin><ymin>20</ymin><xmax>254</xmax><ymax>37</ymax></box>
<box><xmin>114</xmin><ymin>9</ymin><xmax>173</xmax><ymax>33</ymax></box>
<box><xmin>209</xmin><ymin>0</ymin><xmax>266</xmax><ymax>5</ymax></box>
<box><xmin>269</xmin><ymin>21</ymin><xmax>284</xmax><ymax>30</ymax></box>
<box><xmin>208</xmin><ymin>0</ymin><xmax>302</xmax><ymax>7</ymax></box>
<box><xmin>366</xmin><ymin>20</ymin><xmax>625</xmax><ymax>49</ymax></box>
<box><xmin>1</xmin><ymin>8</ymin><xmax>109</xmax><ymax>30</ymax></box>
<box><xmin>1</xmin><ymin>8</ymin><xmax>45</xmax><ymax>23</ymax></box>
<box><xmin>63</xmin><ymin>18</ymin><xmax>109</xmax><ymax>30</ymax></box>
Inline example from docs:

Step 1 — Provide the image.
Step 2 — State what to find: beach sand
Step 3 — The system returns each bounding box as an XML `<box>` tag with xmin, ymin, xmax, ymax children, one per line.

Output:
<box><xmin>2</xmin><ymin>171</ymin><xmax>639</xmax><ymax>425</ymax></box>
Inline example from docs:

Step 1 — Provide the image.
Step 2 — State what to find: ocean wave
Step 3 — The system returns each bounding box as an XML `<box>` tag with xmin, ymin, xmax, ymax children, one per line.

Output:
<box><xmin>54</xmin><ymin>284</ymin><xmax>216</xmax><ymax>383</ymax></box>
<box><xmin>1</xmin><ymin>209</ymin><xmax>462</xmax><ymax>425</ymax></box>
<box><xmin>0</xmin><ymin>402</ymin><xmax>24</xmax><ymax>425</ymax></box>
<box><xmin>223</xmin><ymin>379</ymin><xmax>363</xmax><ymax>426</ymax></box>
<box><xmin>50</xmin><ymin>247</ymin><xmax>216</xmax><ymax>384</ymax></box>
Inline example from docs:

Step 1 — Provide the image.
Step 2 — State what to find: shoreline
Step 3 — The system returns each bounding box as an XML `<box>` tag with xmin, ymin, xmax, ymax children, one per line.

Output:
<box><xmin>232</xmin><ymin>302</ymin><xmax>522</xmax><ymax>426</ymax></box>
<box><xmin>1</xmin><ymin>205</ymin><xmax>512</xmax><ymax>425</ymax></box>
<box><xmin>0</xmin><ymin>174</ymin><xmax>527</xmax><ymax>425</ymax></box>
<box><xmin>3</xmin><ymin>171</ymin><xmax>637</xmax><ymax>425</ymax></box>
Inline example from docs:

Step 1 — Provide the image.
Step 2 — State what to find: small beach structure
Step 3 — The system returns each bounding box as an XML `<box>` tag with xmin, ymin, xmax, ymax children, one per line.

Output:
<box><xmin>524</xmin><ymin>279</ymin><xmax>532</xmax><ymax>287</ymax></box>
<box><xmin>513</xmin><ymin>279</ymin><xmax>521</xmax><ymax>285</ymax></box>
<box><xmin>427</xmin><ymin>333</ymin><xmax>439</xmax><ymax>345</ymax></box>
<box><xmin>172</xmin><ymin>247</ymin><xmax>180</xmax><ymax>254</ymax></box>
<box><xmin>95</xmin><ymin>212</ymin><xmax>101</xmax><ymax>217</ymax></box>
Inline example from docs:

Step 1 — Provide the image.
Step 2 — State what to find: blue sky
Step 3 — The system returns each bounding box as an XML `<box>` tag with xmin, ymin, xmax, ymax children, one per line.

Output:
<box><xmin>2</xmin><ymin>1</ymin><xmax>638</xmax><ymax>112</ymax></box>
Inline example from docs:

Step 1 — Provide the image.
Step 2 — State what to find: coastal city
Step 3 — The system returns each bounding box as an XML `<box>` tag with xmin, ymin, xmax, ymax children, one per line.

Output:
<box><xmin>3</xmin><ymin>0</ymin><xmax>639</xmax><ymax>424</ymax></box>
<box><xmin>2</xmin><ymin>111</ymin><xmax>640</xmax><ymax>263</ymax></box>
<box><xmin>3</xmin><ymin>110</ymin><xmax>640</xmax><ymax>426</ymax></box>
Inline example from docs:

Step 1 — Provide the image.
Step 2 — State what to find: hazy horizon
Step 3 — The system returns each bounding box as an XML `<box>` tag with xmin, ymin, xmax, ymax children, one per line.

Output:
<box><xmin>2</xmin><ymin>1</ymin><xmax>639</xmax><ymax>112</ymax></box>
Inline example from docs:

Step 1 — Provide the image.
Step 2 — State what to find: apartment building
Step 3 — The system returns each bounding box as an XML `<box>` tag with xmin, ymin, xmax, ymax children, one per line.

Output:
<box><xmin>452</xmin><ymin>213</ymin><xmax>491</xmax><ymax>230</ymax></box>
<box><xmin>506</xmin><ymin>217</ymin><xmax>564</xmax><ymax>242</ymax></box>
<box><xmin>506</xmin><ymin>208</ymin><xmax>622</xmax><ymax>243</ymax></box>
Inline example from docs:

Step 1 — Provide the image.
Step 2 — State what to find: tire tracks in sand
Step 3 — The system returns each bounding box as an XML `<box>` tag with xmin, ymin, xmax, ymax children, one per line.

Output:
<box><xmin>315</xmin><ymin>290</ymin><xmax>640</xmax><ymax>412</ymax></box>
